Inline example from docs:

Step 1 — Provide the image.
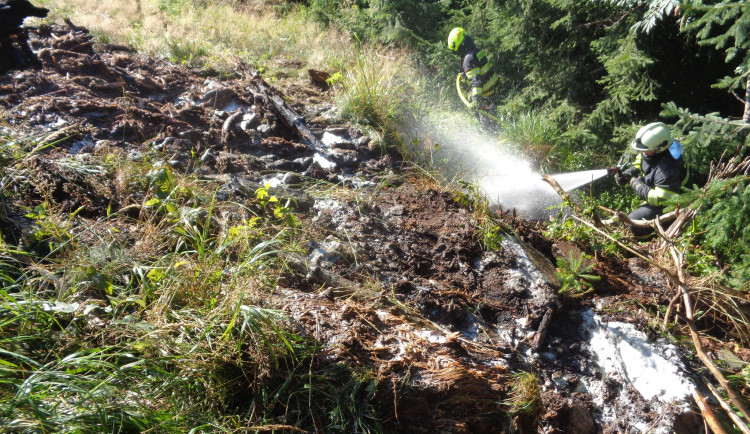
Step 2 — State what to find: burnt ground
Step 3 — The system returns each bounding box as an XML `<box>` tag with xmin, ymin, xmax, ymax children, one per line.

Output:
<box><xmin>1</xmin><ymin>22</ymin><xmax>744</xmax><ymax>433</ymax></box>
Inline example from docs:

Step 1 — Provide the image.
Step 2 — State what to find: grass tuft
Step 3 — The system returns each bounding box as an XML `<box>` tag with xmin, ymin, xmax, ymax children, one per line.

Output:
<box><xmin>504</xmin><ymin>371</ymin><xmax>542</xmax><ymax>416</ymax></box>
<box><xmin>334</xmin><ymin>45</ymin><xmax>413</xmax><ymax>149</ymax></box>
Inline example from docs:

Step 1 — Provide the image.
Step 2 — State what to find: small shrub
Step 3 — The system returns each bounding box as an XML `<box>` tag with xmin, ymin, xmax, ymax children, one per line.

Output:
<box><xmin>555</xmin><ymin>252</ymin><xmax>600</xmax><ymax>297</ymax></box>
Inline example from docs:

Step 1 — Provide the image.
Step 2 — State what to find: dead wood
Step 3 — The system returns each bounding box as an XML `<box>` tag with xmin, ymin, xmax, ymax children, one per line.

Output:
<box><xmin>254</xmin><ymin>77</ymin><xmax>334</xmax><ymax>161</ymax></box>
<box><xmin>669</xmin><ymin>244</ymin><xmax>750</xmax><ymax>429</ymax></box>
<box><xmin>542</xmin><ymin>174</ymin><xmax>602</xmax><ymax>227</ymax></box>
<box><xmin>221</xmin><ymin>111</ymin><xmax>243</xmax><ymax>140</ymax></box>
<box><xmin>692</xmin><ymin>389</ymin><xmax>729</xmax><ymax>434</ymax></box>
<box><xmin>706</xmin><ymin>380</ymin><xmax>750</xmax><ymax>434</ymax></box>
<box><xmin>532</xmin><ymin>307</ymin><xmax>555</xmax><ymax>352</ymax></box>
<box><xmin>571</xmin><ymin>216</ymin><xmax>663</xmax><ymax>271</ymax></box>
<box><xmin>598</xmin><ymin>205</ymin><xmax>679</xmax><ymax>228</ymax></box>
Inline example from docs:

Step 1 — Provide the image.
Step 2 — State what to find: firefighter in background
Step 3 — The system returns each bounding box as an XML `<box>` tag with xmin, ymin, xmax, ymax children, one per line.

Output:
<box><xmin>447</xmin><ymin>27</ymin><xmax>500</xmax><ymax>131</ymax></box>
<box><xmin>614</xmin><ymin>122</ymin><xmax>692</xmax><ymax>238</ymax></box>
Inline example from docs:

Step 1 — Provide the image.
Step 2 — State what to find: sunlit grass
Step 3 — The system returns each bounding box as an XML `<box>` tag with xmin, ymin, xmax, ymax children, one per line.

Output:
<box><xmin>503</xmin><ymin>371</ymin><xmax>542</xmax><ymax>416</ymax></box>
<box><xmin>40</xmin><ymin>0</ymin><xmax>354</xmax><ymax>73</ymax></box>
<box><xmin>3</xmin><ymin>3</ymin><xmax>466</xmax><ymax>431</ymax></box>
<box><xmin>335</xmin><ymin>45</ymin><xmax>413</xmax><ymax>149</ymax></box>
<box><xmin>0</xmin><ymin>133</ymin><xmax>322</xmax><ymax>430</ymax></box>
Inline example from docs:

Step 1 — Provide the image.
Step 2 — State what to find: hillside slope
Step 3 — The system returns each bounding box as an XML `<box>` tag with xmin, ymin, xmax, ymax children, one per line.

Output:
<box><xmin>0</xmin><ymin>21</ymin><xmax>730</xmax><ymax>433</ymax></box>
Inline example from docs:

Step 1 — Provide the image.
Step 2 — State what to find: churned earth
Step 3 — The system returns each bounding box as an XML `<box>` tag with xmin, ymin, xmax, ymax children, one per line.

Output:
<box><xmin>1</xmin><ymin>21</ymin><xmax>737</xmax><ymax>433</ymax></box>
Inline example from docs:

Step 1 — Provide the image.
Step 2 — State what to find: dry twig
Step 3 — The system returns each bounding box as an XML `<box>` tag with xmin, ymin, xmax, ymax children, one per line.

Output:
<box><xmin>541</xmin><ymin>174</ymin><xmax>602</xmax><ymax>227</ymax></box>
<box><xmin>693</xmin><ymin>389</ymin><xmax>729</xmax><ymax>434</ymax></box>
<box><xmin>669</xmin><ymin>244</ymin><xmax>750</xmax><ymax>427</ymax></box>
<box><xmin>706</xmin><ymin>380</ymin><xmax>750</xmax><ymax>434</ymax></box>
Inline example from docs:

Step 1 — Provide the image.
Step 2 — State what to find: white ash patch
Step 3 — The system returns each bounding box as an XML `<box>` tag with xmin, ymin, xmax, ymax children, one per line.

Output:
<box><xmin>579</xmin><ymin>309</ymin><xmax>694</xmax><ymax>432</ymax></box>
<box><xmin>313</xmin><ymin>152</ymin><xmax>336</xmax><ymax>169</ymax></box>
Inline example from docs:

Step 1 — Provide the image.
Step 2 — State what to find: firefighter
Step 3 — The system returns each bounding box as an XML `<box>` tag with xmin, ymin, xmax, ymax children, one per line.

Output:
<box><xmin>614</xmin><ymin>122</ymin><xmax>691</xmax><ymax>238</ymax></box>
<box><xmin>447</xmin><ymin>27</ymin><xmax>500</xmax><ymax>131</ymax></box>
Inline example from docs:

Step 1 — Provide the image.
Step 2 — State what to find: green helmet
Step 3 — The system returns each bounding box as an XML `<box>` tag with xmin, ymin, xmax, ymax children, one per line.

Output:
<box><xmin>448</xmin><ymin>27</ymin><xmax>465</xmax><ymax>52</ymax></box>
<box><xmin>631</xmin><ymin>122</ymin><xmax>672</xmax><ymax>153</ymax></box>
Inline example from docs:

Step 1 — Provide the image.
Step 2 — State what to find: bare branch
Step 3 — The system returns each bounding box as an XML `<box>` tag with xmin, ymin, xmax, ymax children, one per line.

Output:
<box><xmin>542</xmin><ymin>174</ymin><xmax>602</xmax><ymax>227</ymax></box>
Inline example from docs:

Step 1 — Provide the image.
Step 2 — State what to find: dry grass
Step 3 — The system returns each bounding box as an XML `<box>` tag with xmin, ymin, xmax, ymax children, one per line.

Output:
<box><xmin>41</xmin><ymin>0</ymin><xmax>354</xmax><ymax>73</ymax></box>
<box><xmin>504</xmin><ymin>371</ymin><xmax>541</xmax><ymax>416</ymax></box>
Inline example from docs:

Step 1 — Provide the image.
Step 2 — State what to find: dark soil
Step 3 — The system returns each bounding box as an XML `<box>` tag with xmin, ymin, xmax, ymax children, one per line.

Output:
<box><xmin>0</xmin><ymin>22</ymin><xmax>714</xmax><ymax>433</ymax></box>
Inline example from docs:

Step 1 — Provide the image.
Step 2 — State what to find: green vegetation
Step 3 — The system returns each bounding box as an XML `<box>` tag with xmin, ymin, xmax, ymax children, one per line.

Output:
<box><xmin>555</xmin><ymin>252</ymin><xmax>601</xmax><ymax>298</ymax></box>
<box><xmin>503</xmin><ymin>371</ymin><xmax>542</xmax><ymax>416</ymax></box>
<box><xmin>9</xmin><ymin>0</ymin><xmax>750</xmax><ymax>429</ymax></box>
<box><xmin>334</xmin><ymin>45</ymin><xmax>412</xmax><ymax>148</ymax></box>
<box><xmin>0</xmin><ymin>134</ymin><xmax>379</xmax><ymax>431</ymax></box>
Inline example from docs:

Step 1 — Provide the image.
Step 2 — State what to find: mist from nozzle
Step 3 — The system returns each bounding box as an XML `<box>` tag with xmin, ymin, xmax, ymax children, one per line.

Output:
<box><xmin>402</xmin><ymin>113</ymin><xmax>608</xmax><ymax>220</ymax></box>
<box><xmin>404</xmin><ymin>117</ymin><xmax>559</xmax><ymax>219</ymax></box>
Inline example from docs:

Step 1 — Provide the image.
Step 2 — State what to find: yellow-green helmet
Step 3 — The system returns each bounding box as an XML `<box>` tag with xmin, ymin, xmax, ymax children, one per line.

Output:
<box><xmin>631</xmin><ymin>122</ymin><xmax>672</xmax><ymax>153</ymax></box>
<box><xmin>448</xmin><ymin>27</ymin><xmax>465</xmax><ymax>52</ymax></box>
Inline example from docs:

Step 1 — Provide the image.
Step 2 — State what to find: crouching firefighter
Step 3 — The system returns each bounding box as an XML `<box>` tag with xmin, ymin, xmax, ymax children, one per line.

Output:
<box><xmin>447</xmin><ymin>27</ymin><xmax>500</xmax><ymax>132</ymax></box>
<box><xmin>612</xmin><ymin>122</ymin><xmax>692</xmax><ymax>238</ymax></box>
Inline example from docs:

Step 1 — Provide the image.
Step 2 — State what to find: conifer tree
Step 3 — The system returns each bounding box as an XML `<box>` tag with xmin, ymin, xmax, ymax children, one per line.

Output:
<box><xmin>681</xmin><ymin>0</ymin><xmax>750</xmax><ymax>123</ymax></box>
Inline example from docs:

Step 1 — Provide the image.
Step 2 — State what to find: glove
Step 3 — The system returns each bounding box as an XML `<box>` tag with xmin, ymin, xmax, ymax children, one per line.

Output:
<box><xmin>469</xmin><ymin>98</ymin><xmax>479</xmax><ymax>111</ymax></box>
<box><xmin>614</xmin><ymin>166</ymin><xmax>638</xmax><ymax>186</ymax></box>
<box><xmin>630</xmin><ymin>176</ymin><xmax>645</xmax><ymax>190</ymax></box>
<box><xmin>622</xmin><ymin>166</ymin><xmax>639</xmax><ymax>180</ymax></box>
<box><xmin>614</xmin><ymin>172</ymin><xmax>626</xmax><ymax>186</ymax></box>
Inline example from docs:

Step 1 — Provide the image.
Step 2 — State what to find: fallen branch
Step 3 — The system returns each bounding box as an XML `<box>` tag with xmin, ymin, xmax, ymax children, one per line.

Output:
<box><xmin>706</xmin><ymin>380</ymin><xmax>750</xmax><ymax>434</ymax></box>
<box><xmin>542</xmin><ymin>174</ymin><xmax>602</xmax><ymax>227</ymax></box>
<box><xmin>669</xmin><ymin>244</ymin><xmax>750</xmax><ymax>427</ymax></box>
<box><xmin>598</xmin><ymin>205</ymin><xmax>679</xmax><ymax>228</ymax></box>
<box><xmin>221</xmin><ymin>110</ymin><xmax>243</xmax><ymax>140</ymax></box>
<box><xmin>570</xmin><ymin>216</ymin><xmax>675</xmax><ymax>279</ymax></box>
<box><xmin>254</xmin><ymin>77</ymin><xmax>335</xmax><ymax>161</ymax></box>
<box><xmin>663</xmin><ymin>289</ymin><xmax>682</xmax><ymax>330</ymax></box>
<box><xmin>693</xmin><ymin>389</ymin><xmax>729</xmax><ymax>434</ymax></box>
<box><xmin>532</xmin><ymin>307</ymin><xmax>555</xmax><ymax>352</ymax></box>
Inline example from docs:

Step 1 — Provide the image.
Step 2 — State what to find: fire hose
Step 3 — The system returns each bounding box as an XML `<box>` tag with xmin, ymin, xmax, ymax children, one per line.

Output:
<box><xmin>455</xmin><ymin>73</ymin><xmax>502</xmax><ymax>124</ymax></box>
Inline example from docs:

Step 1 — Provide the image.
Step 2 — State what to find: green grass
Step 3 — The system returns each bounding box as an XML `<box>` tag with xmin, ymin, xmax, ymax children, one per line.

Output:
<box><xmin>0</xmin><ymin>134</ymin><xmax>333</xmax><ymax>431</ymax></box>
<box><xmin>497</xmin><ymin>109</ymin><xmax>564</xmax><ymax>172</ymax></box>
<box><xmin>335</xmin><ymin>45</ymin><xmax>413</xmax><ymax>149</ymax></box>
<box><xmin>503</xmin><ymin>371</ymin><xmax>542</xmax><ymax>416</ymax></box>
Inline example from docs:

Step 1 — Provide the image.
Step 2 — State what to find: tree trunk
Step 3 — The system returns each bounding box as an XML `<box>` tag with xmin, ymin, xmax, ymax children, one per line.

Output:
<box><xmin>744</xmin><ymin>75</ymin><xmax>750</xmax><ymax>124</ymax></box>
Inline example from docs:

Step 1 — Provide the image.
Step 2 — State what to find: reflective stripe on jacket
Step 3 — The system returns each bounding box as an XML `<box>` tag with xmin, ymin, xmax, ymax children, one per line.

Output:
<box><xmin>631</xmin><ymin>150</ymin><xmax>689</xmax><ymax>206</ymax></box>
<box><xmin>462</xmin><ymin>43</ymin><xmax>499</xmax><ymax>99</ymax></box>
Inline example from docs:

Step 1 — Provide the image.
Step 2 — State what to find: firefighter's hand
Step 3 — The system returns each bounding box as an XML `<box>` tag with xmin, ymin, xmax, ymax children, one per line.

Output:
<box><xmin>615</xmin><ymin>167</ymin><xmax>638</xmax><ymax>186</ymax></box>
<box><xmin>622</xmin><ymin>166</ymin><xmax>639</xmax><ymax>179</ymax></box>
<box><xmin>630</xmin><ymin>176</ymin><xmax>645</xmax><ymax>190</ymax></box>
<box><xmin>613</xmin><ymin>172</ymin><xmax>626</xmax><ymax>186</ymax></box>
<box><xmin>469</xmin><ymin>98</ymin><xmax>479</xmax><ymax>111</ymax></box>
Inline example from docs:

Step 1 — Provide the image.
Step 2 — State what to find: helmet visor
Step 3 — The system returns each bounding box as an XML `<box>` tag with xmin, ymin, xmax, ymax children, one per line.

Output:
<box><xmin>630</xmin><ymin>137</ymin><xmax>649</xmax><ymax>152</ymax></box>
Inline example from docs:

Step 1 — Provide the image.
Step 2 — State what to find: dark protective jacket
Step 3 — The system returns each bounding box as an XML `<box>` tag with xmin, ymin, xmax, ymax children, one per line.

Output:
<box><xmin>459</xmin><ymin>36</ymin><xmax>499</xmax><ymax>102</ymax></box>
<box><xmin>632</xmin><ymin>148</ymin><xmax>689</xmax><ymax>206</ymax></box>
